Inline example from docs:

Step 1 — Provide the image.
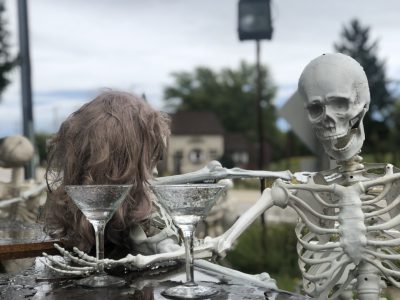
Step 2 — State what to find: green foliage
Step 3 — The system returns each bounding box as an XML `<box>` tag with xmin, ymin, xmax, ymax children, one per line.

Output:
<box><xmin>334</xmin><ymin>19</ymin><xmax>395</xmax><ymax>155</ymax></box>
<box><xmin>224</xmin><ymin>222</ymin><xmax>301</xmax><ymax>291</ymax></box>
<box><xmin>163</xmin><ymin>61</ymin><xmax>281</xmax><ymax>146</ymax></box>
<box><xmin>388</xmin><ymin>99</ymin><xmax>400</xmax><ymax>163</ymax></box>
<box><xmin>34</xmin><ymin>132</ymin><xmax>52</xmax><ymax>166</ymax></box>
<box><xmin>0</xmin><ymin>2</ymin><xmax>17</xmax><ymax>98</ymax></box>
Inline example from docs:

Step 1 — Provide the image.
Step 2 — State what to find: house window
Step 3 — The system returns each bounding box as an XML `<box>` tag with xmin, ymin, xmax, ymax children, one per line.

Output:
<box><xmin>232</xmin><ymin>151</ymin><xmax>249</xmax><ymax>164</ymax></box>
<box><xmin>188</xmin><ymin>148</ymin><xmax>204</xmax><ymax>164</ymax></box>
<box><xmin>209</xmin><ymin>149</ymin><xmax>219</xmax><ymax>160</ymax></box>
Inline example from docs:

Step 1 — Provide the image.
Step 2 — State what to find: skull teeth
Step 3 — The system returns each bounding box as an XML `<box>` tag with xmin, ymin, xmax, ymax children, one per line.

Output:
<box><xmin>333</xmin><ymin>128</ymin><xmax>357</xmax><ymax>151</ymax></box>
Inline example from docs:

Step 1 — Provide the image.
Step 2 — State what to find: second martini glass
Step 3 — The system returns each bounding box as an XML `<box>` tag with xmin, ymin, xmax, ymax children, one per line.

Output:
<box><xmin>150</xmin><ymin>184</ymin><xmax>225</xmax><ymax>299</ymax></box>
<box><xmin>65</xmin><ymin>184</ymin><xmax>132</xmax><ymax>288</ymax></box>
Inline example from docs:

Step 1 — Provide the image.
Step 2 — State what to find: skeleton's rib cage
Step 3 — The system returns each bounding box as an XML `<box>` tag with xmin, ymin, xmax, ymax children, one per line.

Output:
<box><xmin>271</xmin><ymin>164</ymin><xmax>400</xmax><ymax>298</ymax></box>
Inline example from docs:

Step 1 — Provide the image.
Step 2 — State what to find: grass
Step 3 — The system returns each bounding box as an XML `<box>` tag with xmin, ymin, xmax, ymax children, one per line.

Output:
<box><xmin>224</xmin><ymin>222</ymin><xmax>301</xmax><ymax>292</ymax></box>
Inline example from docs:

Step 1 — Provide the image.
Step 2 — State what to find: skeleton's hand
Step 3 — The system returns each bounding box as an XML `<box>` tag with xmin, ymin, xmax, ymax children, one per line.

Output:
<box><xmin>42</xmin><ymin>243</ymin><xmax>98</xmax><ymax>276</ymax></box>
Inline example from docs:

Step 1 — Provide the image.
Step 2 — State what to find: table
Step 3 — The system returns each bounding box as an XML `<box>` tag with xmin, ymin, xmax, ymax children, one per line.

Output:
<box><xmin>0</xmin><ymin>221</ymin><xmax>310</xmax><ymax>299</ymax></box>
<box><xmin>0</xmin><ymin>220</ymin><xmax>60</xmax><ymax>260</ymax></box>
<box><xmin>0</xmin><ymin>258</ymin><xmax>310</xmax><ymax>300</ymax></box>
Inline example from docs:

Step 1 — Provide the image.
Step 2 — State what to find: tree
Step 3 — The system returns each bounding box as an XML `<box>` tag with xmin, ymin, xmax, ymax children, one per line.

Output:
<box><xmin>334</xmin><ymin>19</ymin><xmax>394</xmax><ymax>154</ymax></box>
<box><xmin>0</xmin><ymin>2</ymin><xmax>16</xmax><ymax>100</ymax></box>
<box><xmin>164</xmin><ymin>61</ymin><xmax>284</xmax><ymax>160</ymax></box>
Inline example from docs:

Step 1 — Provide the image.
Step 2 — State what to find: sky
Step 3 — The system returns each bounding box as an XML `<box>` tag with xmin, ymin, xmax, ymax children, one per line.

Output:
<box><xmin>1</xmin><ymin>0</ymin><xmax>400</xmax><ymax>136</ymax></box>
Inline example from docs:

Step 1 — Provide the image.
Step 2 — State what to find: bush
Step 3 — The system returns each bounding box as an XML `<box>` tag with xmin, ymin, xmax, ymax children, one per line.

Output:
<box><xmin>224</xmin><ymin>222</ymin><xmax>301</xmax><ymax>291</ymax></box>
<box><xmin>34</xmin><ymin>132</ymin><xmax>52</xmax><ymax>166</ymax></box>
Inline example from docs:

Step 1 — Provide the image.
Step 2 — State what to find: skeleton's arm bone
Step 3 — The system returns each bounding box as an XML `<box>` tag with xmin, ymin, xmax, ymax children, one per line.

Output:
<box><xmin>214</xmin><ymin>188</ymin><xmax>275</xmax><ymax>254</ymax></box>
<box><xmin>152</xmin><ymin>160</ymin><xmax>293</xmax><ymax>185</ymax></box>
<box><xmin>194</xmin><ymin>260</ymin><xmax>277</xmax><ymax>289</ymax></box>
<box><xmin>103</xmin><ymin>243</ymin><xmax>214</xmax><ymax>269</ymax></box>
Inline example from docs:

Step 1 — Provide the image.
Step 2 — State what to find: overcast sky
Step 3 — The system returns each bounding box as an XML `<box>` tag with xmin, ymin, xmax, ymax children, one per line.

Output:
<box><xmin>1</xmin><ymin>0</ymin><xmax>400</xmax><ymax>136</ymax></box>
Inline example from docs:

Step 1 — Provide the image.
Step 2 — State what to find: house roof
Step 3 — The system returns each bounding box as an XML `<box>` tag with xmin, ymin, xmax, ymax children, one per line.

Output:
<box><xmin>171</xmin><ymin>111</ymin><xmax>225</xmax><ymax>135</ymax></box>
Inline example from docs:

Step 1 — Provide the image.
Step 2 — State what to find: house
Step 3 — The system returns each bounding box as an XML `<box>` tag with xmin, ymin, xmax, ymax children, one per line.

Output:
<box><xmin>164</xmin><ymin>111</ymin><xmax>255</xmax><ymax>174</ymax></box>
<box><xmin>166</xmin><ymin>111</ymin><xmax>225</xmax><ymax>174</ymax></box>
<box><xmin>223</xmin><ymin>132</ymin><xmax>252</xmax><ymax>168</ymax></box>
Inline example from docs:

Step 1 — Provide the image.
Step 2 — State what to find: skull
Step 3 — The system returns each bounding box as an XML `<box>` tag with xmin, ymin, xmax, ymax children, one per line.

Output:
<box><xmin>0</xmin><ymin>135</ymin><xmax>34</xmax><ymax>168</ymax></box>
<box><xmin>298</xmin><ymin>53</ymin><xmax>370</xmax><ymax>162</ymax></box>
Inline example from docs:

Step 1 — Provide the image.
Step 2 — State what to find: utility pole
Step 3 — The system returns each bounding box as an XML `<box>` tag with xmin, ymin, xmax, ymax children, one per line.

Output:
<box><xmin>256</xmin><ymin>40</ymin><xmax>264</xmax><ymax>170</ymax></box>
<box><xmin>238</xmin><ymin>0</ymin><xmax>273</xmax><ymax>248</ymax></box>
<box><xmin>17</xmin><ymin>0</ymin><xmax>35</xmax><ymax>179</ymax></box>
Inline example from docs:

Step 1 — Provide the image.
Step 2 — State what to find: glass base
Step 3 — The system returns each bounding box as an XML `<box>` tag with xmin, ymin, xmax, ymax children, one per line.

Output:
<box><xmin>74</xmin><ymin>274</ymin><xmax>125</xmax><ymax>288</ymax></box>
<box><xmin>161</xmin><ymin>283</ymin><xmax>218</xmax><ymax>299</ymax></box>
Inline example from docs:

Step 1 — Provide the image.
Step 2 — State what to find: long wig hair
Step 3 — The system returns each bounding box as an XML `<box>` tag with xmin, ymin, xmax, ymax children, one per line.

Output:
<box><xmin>44</xmin><ymin>91</ymin><xmax>170</xmax><ymax>252</ymax></box>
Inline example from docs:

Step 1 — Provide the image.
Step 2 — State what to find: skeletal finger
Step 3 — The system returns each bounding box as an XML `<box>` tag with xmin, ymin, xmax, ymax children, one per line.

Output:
<box><xmin>42</xmin><ymin>258</ymin><xmax>91</xmax><ymax>276</ymax></box>
<box><xmin>54</xmin><ymin>243</ymin><xmax>97</xmax><ymax>267</ymax></box>
<box><xmin>73</xmin><ymin>247</ymin><xmax>97</xmax><ymax>262</ymax></box>
<box><xmin>42</xmin><ymin>252</ymin><xmax>95</xmax><ymax>272</ymax></box>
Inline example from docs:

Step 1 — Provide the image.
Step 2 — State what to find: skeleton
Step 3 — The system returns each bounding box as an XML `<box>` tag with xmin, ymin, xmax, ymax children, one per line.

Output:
<box><xmin>44</xmin><ymin>53</ymin><xmax>400</xmax><ymax>299</ymax></box>
<box><xmin>0</xmin><ymin>135</ymin><xmax>47</xmax><ymax>274</ymax></box>
<box><xmin>0</xmin><ymin>135</ymin><xmax>46</xmax><ymax>222</ymax></box>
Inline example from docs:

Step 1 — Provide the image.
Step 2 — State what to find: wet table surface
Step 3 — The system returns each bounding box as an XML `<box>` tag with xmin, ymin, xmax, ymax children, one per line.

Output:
<box><xmin>0</xmin><ymin>258</ymin><xmax>310</xmax><ymax>300</ymax></box>
<box><xmin>0</xmin><ymin>221</ymin><xmax>310</xmax><ymax>299</ymax></box>
<box><xmin>0</xmin><ymin>220</ymin><xmax>60</xmax><ymax>259</ymax></box>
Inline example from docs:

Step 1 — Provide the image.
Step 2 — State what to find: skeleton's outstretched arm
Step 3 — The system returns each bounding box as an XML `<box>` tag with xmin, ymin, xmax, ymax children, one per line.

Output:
<box><xmin>212</xmin><ymin>188</ymin><xmax>275</xmax><ymax>254</ymax></box>
<box><xmin>152</xmin><ymin>160</ymin><xmax>294</xmax><ymax>185</ymax></box>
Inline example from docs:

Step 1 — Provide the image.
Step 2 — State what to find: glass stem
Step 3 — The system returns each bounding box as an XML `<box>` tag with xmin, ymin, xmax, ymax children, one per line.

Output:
<box><xmin>92</xmin><ymin>220</ymin><xmax>107</xmax><ymax>274</ymax></box>
<box><xmin>181</xmin><ymin>225</ymin><xmax>196</xmax><ymax>285</ymax></box>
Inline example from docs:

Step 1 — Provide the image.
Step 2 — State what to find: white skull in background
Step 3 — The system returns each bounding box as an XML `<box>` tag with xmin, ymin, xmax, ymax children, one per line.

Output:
<box><xmin>298</xmin><ymin>53</ymin><xmax>370</xmax><ymax>162</ymax></box>
<box><xmin>0</xmin><ymin>135</ymin><xmax>34</xmax><ymax>168</ymax></box>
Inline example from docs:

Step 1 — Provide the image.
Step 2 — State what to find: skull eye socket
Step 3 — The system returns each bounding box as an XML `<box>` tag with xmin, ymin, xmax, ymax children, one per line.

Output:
<box><xmin>329</xmin><ymin>97</ymin><xmax>349</xmax><ymax>113</ymax></box>
<box><xmin>307</xmin><ymin>103</ymin><xmax>323</xmax><ymax>119</ymax></box>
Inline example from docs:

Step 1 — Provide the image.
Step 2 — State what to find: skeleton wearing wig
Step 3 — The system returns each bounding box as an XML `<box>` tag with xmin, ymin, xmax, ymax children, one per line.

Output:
<box><xmin>44</xmin><ymin>91</ymin><xmax>178</xmax><ymax>257</ymax></box>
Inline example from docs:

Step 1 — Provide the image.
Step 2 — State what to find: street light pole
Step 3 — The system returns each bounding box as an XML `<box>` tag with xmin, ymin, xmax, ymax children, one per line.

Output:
<box><xmin>17</xmin><ymin>0</ymin><xmax>35</xmax><ymax>179</ymax></box>
<box><xmin>238</xmin><ymin>0</ymin><xmax>272</xmax><ymax>170</ymax></box>
<box><xmin>238</xmin><ymin>0</ymin><xmax>272</xmax><ymax>248</ymax></box>
<box><xmin>255</xmin><ymin>40</ymin><xmax>268</xmax><ymax>244</ymax></box>
<box><xmin>256</xmin><ymin>40</ymin><xmax>264</xmax><ymax>171</ymax></box>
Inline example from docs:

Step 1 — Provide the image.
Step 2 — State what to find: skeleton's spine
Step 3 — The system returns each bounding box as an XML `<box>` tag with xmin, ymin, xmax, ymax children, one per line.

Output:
<box><xmin>337</xmin><ymin>185</ymin><xmax>367</xmax><ymax>265</ymax></box>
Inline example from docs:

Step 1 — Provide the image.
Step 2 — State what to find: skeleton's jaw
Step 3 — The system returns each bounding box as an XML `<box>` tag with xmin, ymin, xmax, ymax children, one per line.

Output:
<box><xmin>332</xmin><ymin>128</ymin><xmax>357</xmax><ymax>152</ymax></box>
<box><xmin>319</xmin><ymin>126</ymin><xmax>365</xmax><ymax>162</ymax></box>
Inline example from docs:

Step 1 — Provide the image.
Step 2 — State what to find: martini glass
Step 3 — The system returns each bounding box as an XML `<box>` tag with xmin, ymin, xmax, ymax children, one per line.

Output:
<box><xmin>150</xmin><ymin>184</ymin><xmax>225</xmax><ymax>299</ymax></box>
<box><xmin>65</xmin><ymin>184</ymin><xmax>132</xmax><ymax>287</ymax></box>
